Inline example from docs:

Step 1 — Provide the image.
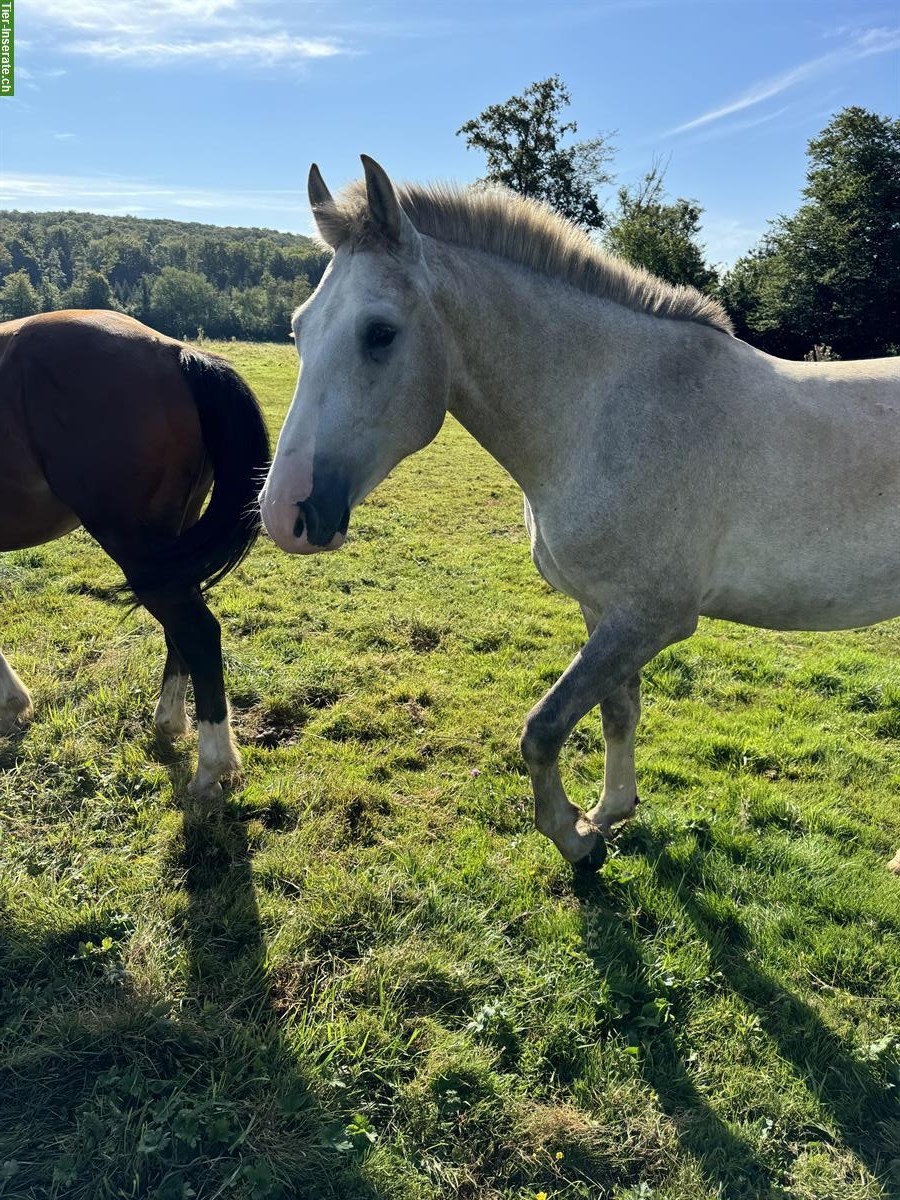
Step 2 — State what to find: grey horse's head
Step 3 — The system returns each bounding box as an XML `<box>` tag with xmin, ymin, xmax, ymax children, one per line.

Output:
<box><xmin>259</xmin><ymin>156</ymin><xmax>450</xmax><ymax>553</ymax></box>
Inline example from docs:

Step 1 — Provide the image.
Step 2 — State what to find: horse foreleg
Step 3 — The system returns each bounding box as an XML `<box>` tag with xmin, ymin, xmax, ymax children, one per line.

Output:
<box><xmin>588</xmin><ymin>674</ymin><xmax>642</xmax><ymax>835</ymax></box>
<box><xmin>520</xmin><ymin>608</ymin><xmax>691</xmax><ymax>869</ymax></box>
<box><xmin>0</xmin><ymin>650</ymin><xmax>33</xmax><ymax>734</ymax></box>
<box><xmin>137</xmin><ymin>586</ymin><xmax>241</xmax><ymax>801</ymax></box>
<box><xmin>578</xmin><ymin>606</ymin><xmax>642</xmax><ymax>836</ymax></box>
<box><xmin>154</xmin><ymin>635</ymin><xmax>190</xmax><ymax>739</ymax></box>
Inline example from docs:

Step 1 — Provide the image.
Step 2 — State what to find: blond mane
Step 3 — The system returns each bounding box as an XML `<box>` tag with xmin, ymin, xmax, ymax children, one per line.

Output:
<box><xmin>315</xmin><ymin>180</ymin><xmax>734</xmax><ymax>335</ymax></box>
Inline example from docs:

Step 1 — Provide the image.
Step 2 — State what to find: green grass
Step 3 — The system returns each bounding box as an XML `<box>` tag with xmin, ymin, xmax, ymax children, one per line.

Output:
<box><xmin>1</xmin><ymin>339</ymin><xmax>898</xmax><ymax>1200</ymax></box>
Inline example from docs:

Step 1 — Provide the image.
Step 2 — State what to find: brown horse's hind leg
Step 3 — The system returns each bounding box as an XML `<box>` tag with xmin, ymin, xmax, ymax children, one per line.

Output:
<box><xmin>0</xmin><ymin>650</ymin><xmax>32</xmax><ymax>734</ymax></box>
<box><xmin>154</xmin><ymin>635</ymin><xmax>190</xmax><ymax>739</ymax></box>
<box><xmin>136</xmin><ymin>584</ymin><xmax>240</xmax><ymax>800</ymax></box>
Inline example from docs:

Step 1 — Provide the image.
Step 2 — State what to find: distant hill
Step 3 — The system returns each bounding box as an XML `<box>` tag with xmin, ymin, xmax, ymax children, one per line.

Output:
<box><xmin>0</xmin><ymin>209</ymin><xmax>332</xmax><ymax>341</ymax></box>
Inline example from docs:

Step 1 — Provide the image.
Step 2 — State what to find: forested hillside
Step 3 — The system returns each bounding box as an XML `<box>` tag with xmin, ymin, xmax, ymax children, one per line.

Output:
<box><xmin>0</xmin><ymin>210</ymin><xmax>330</xmax><ymax>341</ymax></box>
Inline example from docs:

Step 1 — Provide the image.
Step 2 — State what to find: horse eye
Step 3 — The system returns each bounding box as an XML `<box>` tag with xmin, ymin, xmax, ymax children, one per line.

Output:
<box><xmin>364</xmin><ymin>323</ymin><xmax>397</xmax><ymax>356</ymax></box>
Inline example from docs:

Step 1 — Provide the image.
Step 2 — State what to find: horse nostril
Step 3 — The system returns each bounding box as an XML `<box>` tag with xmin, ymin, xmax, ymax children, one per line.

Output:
<box><xmin>291</xmin><ymin>484</ymin><xmax>349</xmax><ymax>547</ymax></box>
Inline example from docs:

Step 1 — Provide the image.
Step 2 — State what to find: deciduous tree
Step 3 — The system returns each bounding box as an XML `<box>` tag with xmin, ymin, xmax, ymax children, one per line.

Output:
<box><xmin>603</xmin><ymin>166</ymin><xmax>718</xmax><ymax>291</ymax></box>
<box><xmin>720</xmin><ymin>107</ymin><xmax>900</xmax><ymax>359</ymax></box>
<box><xmin>458</xmin><ymin>76</ymin><xmax>614</xmax><ymax>229</ymax></box>
<box><xmin>0</xmin><ymin>270</ymin><xmax>40</xmax><ymax>320</ymax></box>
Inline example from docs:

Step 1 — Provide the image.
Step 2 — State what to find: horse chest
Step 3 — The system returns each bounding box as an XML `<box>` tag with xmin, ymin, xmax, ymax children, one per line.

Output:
<box><xmin>524</xmin><ymin>498</ymin><xmax>594</xmax><ymax>606</ymax></box>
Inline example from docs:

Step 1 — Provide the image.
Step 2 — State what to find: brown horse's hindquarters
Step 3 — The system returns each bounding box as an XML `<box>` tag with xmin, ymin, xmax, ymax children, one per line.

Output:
<box><xmin>0</xmin><ymin>488</ymin><xmax>80</xmax><ymax>552</ymax></box>
<box><xmin>1</xmin><ymin>315</ymin><xmax>208</xmax><ymax>556</ymax></box>
<box><xmin>15</xmin><ymin>339</ymin><xmax>207</xmax><ymax>556</ymax></box>
<box><xmin>0</xmin><ymin>401</ymin><xmax>80</xmax><ymax>550</ymax></box>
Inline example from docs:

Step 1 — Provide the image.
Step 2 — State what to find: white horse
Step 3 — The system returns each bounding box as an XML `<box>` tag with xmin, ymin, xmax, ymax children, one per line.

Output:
<box><xmin>260</xmin><ymin>156</ymin><xmax>900</xmax><ymax>872</ymax></box>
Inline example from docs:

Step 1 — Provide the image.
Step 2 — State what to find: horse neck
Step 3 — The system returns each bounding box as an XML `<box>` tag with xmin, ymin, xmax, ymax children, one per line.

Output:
<box><xmin>428</xmin><ymin>242</ymin><xmax>658</xmax><ymax>497</ymax></box>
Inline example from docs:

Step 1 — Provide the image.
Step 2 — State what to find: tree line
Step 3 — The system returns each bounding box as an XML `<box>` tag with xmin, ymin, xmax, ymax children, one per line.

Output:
<box><xmin>1</xmin><ymin>84</ymin><xmax>897</xmax><ymax>358</ymax></box>
<box><xmin>0</xmin><ymin>210</ymin><xmax>330</xmax><ymax>341</ymax></box>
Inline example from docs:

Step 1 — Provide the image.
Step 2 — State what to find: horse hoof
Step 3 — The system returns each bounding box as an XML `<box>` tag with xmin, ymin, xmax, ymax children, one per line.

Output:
<box><xmin>0</xmin><ymin>702</ymin><xmax>32</xmax><ymax>737</ymax></box>
<box><xmin>155</xmin><ymin>717</ymin><xmax>190</xmax><ymax>741</ymax></box>
<box><xmin>188</xmin><ymin>777</ymin><xmax>223</xmax><ymax>804</ymax></box>
<box><xmin>574</xmin><ymin>836</ymin><xmax>608</xmax><ymax>873</ymax></box>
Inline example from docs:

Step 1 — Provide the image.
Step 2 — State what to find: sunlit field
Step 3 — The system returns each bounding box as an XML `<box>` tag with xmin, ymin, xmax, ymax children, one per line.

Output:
<box><xmin>1</xmin><ymin>340</ymin><xmax>898</xmax><ymax>1200</ymax></box>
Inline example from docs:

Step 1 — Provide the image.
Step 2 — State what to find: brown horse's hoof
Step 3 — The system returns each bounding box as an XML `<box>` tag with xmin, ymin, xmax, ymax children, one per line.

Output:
<box><xmin>574</xmin><ymin>836</ymin><xmax>608</xmax><ymax>873</ymax></box>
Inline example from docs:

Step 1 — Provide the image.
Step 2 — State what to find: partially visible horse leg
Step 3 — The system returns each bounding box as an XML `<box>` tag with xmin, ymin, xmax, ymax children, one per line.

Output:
<box><xmin>578</xmin><ymin>606</ymin><xmax>642</xmax><ymax>835</ymax></box>
<box><xmin>152</xmin><ymin>485</ymin><xmax>206</xmax><ymax>742</ymax></box>
<box><xmin>520</xmin><ymin>607</ymin><xmax>693</xmax><ymax>868</ymax></box>
<box><xmin>0</xmin><ymin>649</ymin><xmax>32</xmax><ymax>734</ymax></box>
<box><xmin>588</xmin><ymin>674</ymin><xmax>642</xmax><ymax>836</ymax></box>
<box><xmin>136</xmin><ymin>585</ymin><xmax>240</xmax><ymax>800</ymax></box>
<box><xmin>154</xmin><ymin>635</ymin><xmax>190</xmax><ymax>739</ymax></box>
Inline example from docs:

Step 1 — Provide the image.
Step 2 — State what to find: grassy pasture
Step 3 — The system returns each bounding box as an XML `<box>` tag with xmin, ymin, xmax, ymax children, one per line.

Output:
<box><xmin>1</xmin><ymin>339</ymin><xmax>898</xmax><ymax>1200</ymax></box>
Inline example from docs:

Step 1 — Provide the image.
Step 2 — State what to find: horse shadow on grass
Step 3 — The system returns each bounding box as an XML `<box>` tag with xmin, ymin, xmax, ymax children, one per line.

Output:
<box><xmin>574</xmin><ymin>822</ymin><xmax>897</xmax><ymax>1200</ymax></box>
<box><xmin>154</xmin><ymin>746</ymin><xmax>389</xmax><ymax>1200</ymax></box>
<box><xmin>0</xmin><ymin>735</ymin><xmax>386</xmax><ymax>1200</ymax></box>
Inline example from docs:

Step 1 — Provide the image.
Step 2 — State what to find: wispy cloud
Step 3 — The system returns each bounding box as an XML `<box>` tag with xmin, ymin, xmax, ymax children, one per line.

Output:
<box><xmin>666</xmin><ymin>26</ymin><xmax>900</xmax><ymax>136</ymax></box>
<box><xmin>14</xmin><ymin>65</ymin><xmax>66</xmax><ymax>80</ymax></box>
<box><xmin>682</xmin><ymin>103</ymin><xmax>795</xmax><ymax>145</ymax></box>
<box><xmin>0</xmin><ymin>172</ymin><xmax>302</xmax><ymax>214</ymax></box>
<box><xmin>52</xmin><ymin>132</ymin><xmax>77</xmax><ymax>140</ymax></box>
<box><xmin>26</xmin><ymin>0</ymin><xmax>354</xmax><ymax>70</ymax></box>
<box><xmin>27</xmin><ymin>0</ymin><xmax>240</xmax><ymax>33</ymax></box>
<box><xmin>70</xmin><ymin>33</ymin><xmax>345</xmax><ymax>65</ymax></box>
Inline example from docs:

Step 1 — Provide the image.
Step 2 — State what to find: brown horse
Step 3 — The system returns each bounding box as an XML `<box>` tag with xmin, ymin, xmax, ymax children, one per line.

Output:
<box><xmin>0</xmin><ymin>309</ymin><xmax>270</xmax><ymax>797</ymax></box>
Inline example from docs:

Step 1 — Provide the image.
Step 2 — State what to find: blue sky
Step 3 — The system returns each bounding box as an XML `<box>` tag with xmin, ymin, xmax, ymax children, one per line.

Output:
<box><xmin>2</xmin><ymin>0</ymin><xmax>898</xmax><ymax>266</ymax></box>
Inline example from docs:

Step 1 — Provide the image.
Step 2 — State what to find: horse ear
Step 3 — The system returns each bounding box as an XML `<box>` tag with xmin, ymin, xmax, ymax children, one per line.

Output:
<box><xmin>361</xmin><ymin>155</ymin><xmax>417</xmax><ymax>250</ymax></box>
<box><xmin>308</xmin><ymin>163</ymin><xmax>333</xmax><ymax>210</ymax></box>
<box><xmin>308</xmin><ymin>163</ymin><xmax>340</xmax><ymax>247</ymax></box>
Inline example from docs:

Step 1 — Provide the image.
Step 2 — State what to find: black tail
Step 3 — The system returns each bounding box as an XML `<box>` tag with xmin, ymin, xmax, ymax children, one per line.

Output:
<box><xmin>124</xmin><ymin>349</ymin><xmax>270</xmax><ymax>594</ymax></box>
